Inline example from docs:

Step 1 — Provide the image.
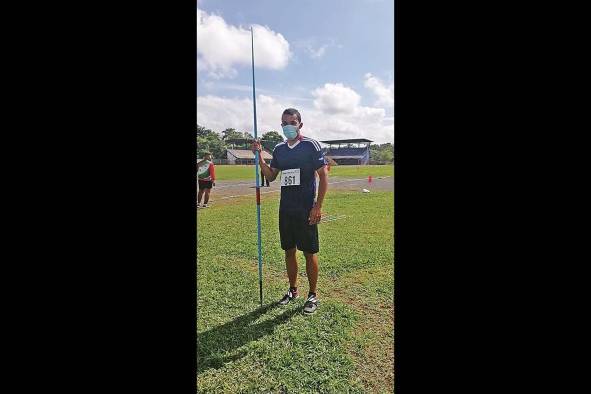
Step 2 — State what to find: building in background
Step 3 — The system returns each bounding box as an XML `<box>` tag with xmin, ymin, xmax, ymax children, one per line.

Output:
<box><xmin>226</xmin><ymin>149</ymin><xmax>273</xmax><ymax>165</ymax></box>
<box><xmin>320</xmin><ymin>138</ymin><xmax>373</xmax><ymax>165</ymax></box>
<box><xmin>224</xmin><ymin>138</ymin><xmax>276</xmax><ymax>165</ymax></box>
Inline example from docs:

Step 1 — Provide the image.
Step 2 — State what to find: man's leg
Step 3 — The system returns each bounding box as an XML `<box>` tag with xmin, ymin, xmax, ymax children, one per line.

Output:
<box><xmin>197</xmin><ymin>188</ymin><xmax>204</xmax><ymax>205</ymax></box>
<box><xmin>203</xmin><ymin>188</ymin><xmax>211</xmax><ymax>205</ymax></box>
<box><xmin>278</xmin><ymin>247</ymin><xmax>299</xmax><ymax>305</ymax></box>
<box><xmin>303</xmin><ymin>252</ymin><xmax>319</xmax><ymax>295</ymax></box>
<box><xmin>285</xmin><ymin>248</ymin><xmax>298</xmax><ymax>288</ymax></box>
<box><xmin>278</xmin><ymin>212</ymin><xmax>299</xmax><ymax>305</ymax></box>
<box><xmin>299</xmin><ymin>216</ymin><xmax>319</xmax><ymax>314</ymax></box>
<box><xmin>302</xmin><ymin>251</ymin><xmax>319</xmax><ymax>314</ymax></box>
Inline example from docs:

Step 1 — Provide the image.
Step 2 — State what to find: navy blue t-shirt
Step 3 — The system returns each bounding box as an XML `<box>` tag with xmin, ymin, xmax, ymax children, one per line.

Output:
<box><xmin>270</xmin><ymin>136</ymin><xmax>327</xmax><ymax>214</ymax></box>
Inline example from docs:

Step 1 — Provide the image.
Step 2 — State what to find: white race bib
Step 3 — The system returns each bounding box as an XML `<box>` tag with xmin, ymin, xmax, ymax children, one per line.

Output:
<box><xmin>280</xmin><ymin>168</ymin><xmax>300</xmax><ymax>187</ymax></box>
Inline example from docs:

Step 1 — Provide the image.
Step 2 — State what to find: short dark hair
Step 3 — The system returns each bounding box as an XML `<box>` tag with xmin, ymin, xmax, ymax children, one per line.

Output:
<box><xmin>282</xmin><ymin>108</ymin><xmax>301</xmax><ymax>123</ymax></box>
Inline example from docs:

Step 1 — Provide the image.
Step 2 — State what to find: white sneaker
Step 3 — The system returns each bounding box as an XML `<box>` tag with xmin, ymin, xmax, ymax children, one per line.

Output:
<box><xmin>202</xmin><ymin>204</ymin><xmax>209</xmax><ymax>208</ymax></box>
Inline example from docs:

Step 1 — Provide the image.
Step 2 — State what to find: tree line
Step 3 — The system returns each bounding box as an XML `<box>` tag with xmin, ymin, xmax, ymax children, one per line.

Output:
<box><xmin>197</xmin><ymin>124</ymin><xmax>394</xmax><ymax>163</ymax></box>
<box><xmin>369</xmin><ymin>143</ymin><xmax>394</xmax><ymax>163</ymax></box>
<box><xmin>197</xmin><ymin>124</ymin><xmax>283</xmax><ymax>159</ymax></box>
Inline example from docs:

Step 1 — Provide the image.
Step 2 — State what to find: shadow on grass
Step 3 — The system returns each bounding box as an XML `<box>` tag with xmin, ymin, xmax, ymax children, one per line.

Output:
<box><xmin>197</xmin><ymin>302</ymin><xmax>300</xmax><ymax>373</ymax></box>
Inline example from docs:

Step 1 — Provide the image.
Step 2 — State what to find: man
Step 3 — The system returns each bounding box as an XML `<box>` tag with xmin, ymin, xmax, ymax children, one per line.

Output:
<box><xmin>260</xmin><ymin>168</ymin><xmax>270</xmax><ymax>187</ymax></box>
<box><xmin>197</xmin><ymin>152</ymin><xmax>216</xmax><ymax>208</ymax></box>
<box><xmin>251</xmin><ymin>108</ymin><xmax>328</xmax><ymax>314</ymax></box>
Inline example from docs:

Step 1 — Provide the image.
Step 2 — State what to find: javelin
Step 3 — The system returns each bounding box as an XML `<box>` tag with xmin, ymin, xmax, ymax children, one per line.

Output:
<box><xmin>251</xmin><ymin>26</ymin><xmax>263</xmax><ymax>307</ymax></box>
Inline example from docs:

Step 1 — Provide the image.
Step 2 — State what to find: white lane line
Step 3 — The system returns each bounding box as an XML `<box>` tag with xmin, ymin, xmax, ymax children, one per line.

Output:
<box><xmin>218</xmin><ymin>189</ymin><xmax>281</xmax><ymax>200</ymax></box>
<box><xmin>213</xmin><ymin>182</ymin><xmax>255</xmax><ymax>188</ymax></box>
<box><xmin>212</xmin><ymin>175</ymin><xmax>391</xmax><ymax>188</ymax></box>
<box><xmin>328</xmin><ymin>176</ymin><xmax>391</xmax><ymax>185</ymax></box>
<box><xmin>215</xmin><ymin>176</ymin><xmax>392</xmax><ymax>200</ymax></box>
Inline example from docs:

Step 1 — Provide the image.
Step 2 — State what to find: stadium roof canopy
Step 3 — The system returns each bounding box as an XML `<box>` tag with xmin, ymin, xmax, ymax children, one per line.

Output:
<box><xmin>320</xmin><ymin>138</ymin><xmax>373</xmax><ymax>144</ymax></box>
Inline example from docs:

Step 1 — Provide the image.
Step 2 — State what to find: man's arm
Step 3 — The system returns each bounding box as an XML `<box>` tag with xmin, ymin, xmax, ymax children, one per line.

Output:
<box><xmin>210</xmin><ymin>163</ymin><xmax>216</xmax><ymax>186</ymax></box>
<box><xmin>259</xmin><ymin>156</ymin><xmax>279</xmax><ymax>182</ymax></box>
<box><xmin>309</xmin><ymin>165</ymin><xmax>329</xmax><ymax>224</ymax></box>
<box><xmin>251</xmin><ymin>140</ymin><xmax>279</xmax><ymax>181</ymax></box>
<box><xmin>315</xmin><ymin>165</ymin><xmax>328</xmax><ymax>208</ymax></box>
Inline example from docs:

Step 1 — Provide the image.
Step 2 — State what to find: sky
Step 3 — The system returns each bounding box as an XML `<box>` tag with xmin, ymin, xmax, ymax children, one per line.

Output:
<box><xmin>197</xmin><ymin>0</ymin><xmax>394</xmax><ymax>144</ymax></box>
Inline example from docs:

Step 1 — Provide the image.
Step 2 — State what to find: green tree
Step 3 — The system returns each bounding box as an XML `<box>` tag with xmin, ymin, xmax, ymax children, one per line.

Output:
<box><xmin>383</xmin><ymin>143</ymin><xmax>394</xmax><ymax>162</ymax></box>
<box><xmin>221</xmin><ymin>128</ymin><xmax>243</xmax><ymax>141</ymax></box>
<box><xmin>377</xmin><ymin>149</ymin><xmax>394</xmax><ymax>162</ymax></box>
<box><xmin>197</xmin><ymin>125</ymin><xmax>227</xmax><ymax>159</ymax></box>
<box><xmin>370</xmin><ymin>145</ymin><xmax>380</xmax><ymax>160</ymax></box>
<box><xmin>202</xmin><ymin>135</ymin><xmax>226</xmax><ymax>159</ymax></box>
<box><xmin>206</xmin><ymin>136</ymin><xmax>226</xmax><ymax>159</ymax></box>
<box><xmin>197</xmin><ymin>124</ymin><xmax>216</xmax><ymax>138</ymax></box>
<box><xmin>197</xmin><ymin>136</ymin><xmax>210</xmax><ymax>159</ymax></box>
<box><xmin>262</xmin><ymin>130</ymin><xmax>283</xmax><ymax>142</ymax></box>
<box><xmin>261</xmin><ymin>130</ymin><xmax>283</xmax><ymax>151</ymax></box>
<box><xmin>369</xmin><ymin>143</ymin><xmax>394</xmax><ymax>163</ymax></box>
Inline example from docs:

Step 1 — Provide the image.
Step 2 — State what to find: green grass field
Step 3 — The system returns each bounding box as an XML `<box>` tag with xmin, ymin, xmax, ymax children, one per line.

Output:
<box><xmin>197</xmin><ymin>188</ymin><xmax>394</xmax><ymax>392</ymax></box>
<box><xmin>213</xmin><ymin>164</ymin><xmax>393</xmax><ymax>181</ymax></box>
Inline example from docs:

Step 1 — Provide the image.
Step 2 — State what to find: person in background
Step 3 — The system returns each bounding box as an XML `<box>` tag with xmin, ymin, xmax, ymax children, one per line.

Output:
<box><xmin>257</xmin><ymin>143</ymin><xmax>270</xmax><ymax>187</ymax></box>
<box><xmin>260</xmin><ymin>168</ymin><xmax>270</xmax><ymax>187</ymax></box>
<box><xmin>197</xmin><ymin>152</ymin><xmax>215</xmax><ymax>208</ymax></box>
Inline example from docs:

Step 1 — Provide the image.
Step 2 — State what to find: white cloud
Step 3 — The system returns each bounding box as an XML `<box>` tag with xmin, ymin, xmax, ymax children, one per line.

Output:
<box><xmin>197</xmin><ymin>94</ymin><xmax>282</xmax><ymax>137</ymax></box>
<box><xmin>364</xmin><ymin>73</ymin><xmax>394</xmax><ymax>108</ymax></box>
<box><xmin>294</xmin><ymin>38</ymin><xmax>341</xmax><ymax>60</ymax></box>
<box><xmin>200</xmin><ymin>82</ymin><xmax>270</xmax><ymax>93</ymax></box>
<box><xmin>197</xmin><ymin>83</ymin><xmax>394</xmax><ymax>144</ymax></box>
<box><xmin>197</xmin><ymin>8</ymin><xmax>291</xmax><ymax>79</ymax></box>
<box><xmin>312</xmin><ymin>83</ymin><xmax>361</xmax><ymax>114</ymax></box>
<box><xmin>309</xmin><ymin>45</ymin><xmax>327</xmax><ymax>58</ymax></box>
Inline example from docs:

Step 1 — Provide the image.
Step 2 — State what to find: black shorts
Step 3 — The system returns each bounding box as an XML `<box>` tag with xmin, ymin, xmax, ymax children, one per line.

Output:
<box><xmin>279</xmin><ymin>210</ymin><xmax>319</xmax><ymax>254</ymax></box>
<box><xmin>198</xmin><ymin>180</ymin><xmax>213</xmax><ymax>190</ymax></box>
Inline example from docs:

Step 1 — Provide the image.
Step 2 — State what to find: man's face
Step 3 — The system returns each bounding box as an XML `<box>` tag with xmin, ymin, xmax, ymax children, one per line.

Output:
<box><xmin>281</xmin><ymin>114</ymin><xmax>302</xmax><ymax>130</ymax></box>
<box><xmin>205</xmin><ymin>154</ymin><xmax>212</xmax><ymax>161</ymax></box>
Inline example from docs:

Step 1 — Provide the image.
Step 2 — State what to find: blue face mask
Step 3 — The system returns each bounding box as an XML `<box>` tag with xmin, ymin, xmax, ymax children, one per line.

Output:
<box><xmin>282</xmin><ymin>125</ymin><xmax>299</xmax><ymax>140</ymax></box>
